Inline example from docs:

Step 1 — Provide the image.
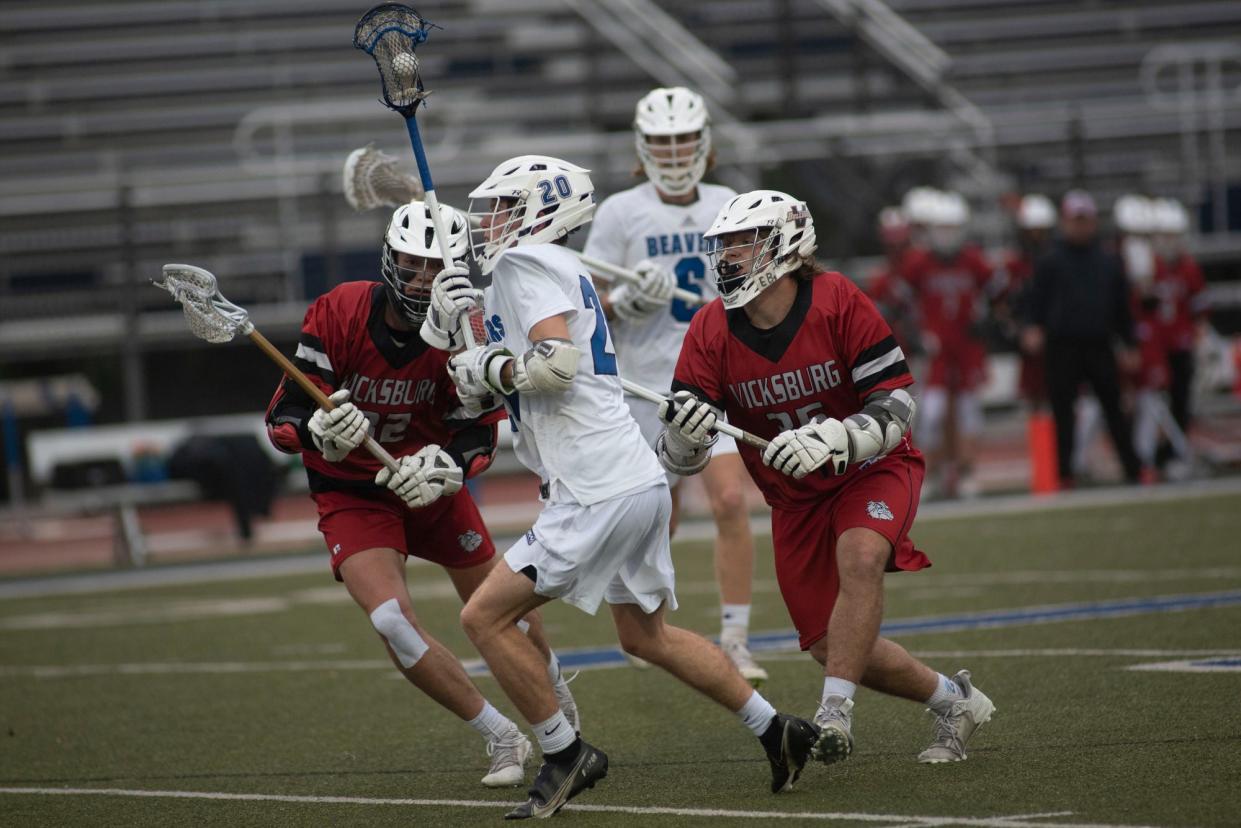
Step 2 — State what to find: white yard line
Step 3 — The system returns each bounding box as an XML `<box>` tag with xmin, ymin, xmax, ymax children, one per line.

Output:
<box><xmin>0</xmin><ymin>787</ymin><xmax>1166</xmax><ymax>827</ymax></box>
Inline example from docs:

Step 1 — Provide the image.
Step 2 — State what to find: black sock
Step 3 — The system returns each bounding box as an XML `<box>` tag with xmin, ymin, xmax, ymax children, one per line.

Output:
<box><xmin>545</xmin><ymin>736</ymin><xmax>583</xmax><ymax>766</ymax></box>
<box><xmin>758</xmin><ymin>713</ymin><xmax>783</xmax><ymax>754</ymax></box>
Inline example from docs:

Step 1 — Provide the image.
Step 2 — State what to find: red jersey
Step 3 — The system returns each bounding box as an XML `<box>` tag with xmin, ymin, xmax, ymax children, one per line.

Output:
<box><xmin>1152</xmin><ymin>254</ymin><xmax>1206</xmax><ymax>352</ymax></box>
<box><xmin>265</xmin><ymin>281</ymin><xmax>501</xmax><ymax>486</ymax></box>
<box><xmin>901</xmin><ymin>245</ymin><xmax>992</xmax><ymax>337</ymax></box>
<box><xmin>673</xmin><ymin>273</ymin><xmax>919</xmax><ymax>510</ymax></box>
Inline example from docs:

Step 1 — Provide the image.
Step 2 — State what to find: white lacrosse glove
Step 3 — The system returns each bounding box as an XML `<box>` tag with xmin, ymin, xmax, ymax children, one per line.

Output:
<box><xmin>420</xmin><ymin>265</ymin><xmax>482</xmax><ymax>351</ymax></box>
<box><xmin>375</xmin><ymin>444</ymin><xmax>464</xmax><ymax>509</ymax></box>
<box><xmin>762</xmin><ymin>418</ymin><xmax>850</xmax><ymax>479</ymax></box>
<box><xmin>610</xmin><ymin>259</ymin><xmax>676</xmax><ymax>322</ymax></box>
<box><xmin>455</xmin><ymin>384</ymin><xmax>498</xmax><ymax>420</ymax></box>
<box><xmin>658</xmin><ymin>390</ymin><xmax>721</xmax><ymax>452</ymax></box>
<box><xmin>308</xmin><ymin>389</ymin><xmax>371</xmax><ymax>463</ymax></box>
<box><xmin>448</xmin><ymin>343</ymin><xmax>515</xmax><ymax>397</ymax></box>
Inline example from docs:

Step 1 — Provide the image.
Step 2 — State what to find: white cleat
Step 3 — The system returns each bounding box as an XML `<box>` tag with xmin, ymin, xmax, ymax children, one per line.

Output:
<box><xmin>721</xmin><ymin>629</ymin><xmax>768</xmax><ymax>688</ymax></box>
<box><xmin>553</xmin><ymin>669</ymin><xmax>581</xmax><ymax>733</ymax></box>
<box><xmin>480</xmin><ymin>726</ymin><xmax>532</xmax><ymax>788</ymax></box>
<box><xmin>918</xmin><ymin>669</ymin><xmax>995</xmax><ymax>763</ymax></box>
<box><xmin>812</xmin><ymin>695</ymin><xmax>855</xmax><ymax>764</ymax></box>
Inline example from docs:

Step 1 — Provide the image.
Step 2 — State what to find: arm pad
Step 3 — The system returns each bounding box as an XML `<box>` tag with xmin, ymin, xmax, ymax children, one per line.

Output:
<box><xmin>512</xmin><ymin>338</ymin><xmax>581</xmax><ymax>394</ymax></box>
<box><xmin>843</xmin><ymin>388</ymin><xmax>917</xmax><ymax>464</ymax></box>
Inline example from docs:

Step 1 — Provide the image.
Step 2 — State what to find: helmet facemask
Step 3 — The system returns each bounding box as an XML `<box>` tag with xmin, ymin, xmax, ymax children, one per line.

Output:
<box><xmin>708</xmin><ymin>227</ymin><xmax>783</xmax><ymax>309</ymax></box>
<box><xmin>635</xmin><ymin>127</ymin><xmax>710</xmax><ymax>196</ymax></box>
<box><xmin>381</xmin><ymin>245</ymin><xmax>441</xmax><ymax>326</ymax></box>
<box><xmin>468</xmin><ymin>196</ymin><xmax>528</xmax><ymax>276</ymax></box>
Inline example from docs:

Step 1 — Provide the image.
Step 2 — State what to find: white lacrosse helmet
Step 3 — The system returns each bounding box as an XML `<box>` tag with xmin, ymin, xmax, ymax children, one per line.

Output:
<box><xmin>382</xmin><ymin>200</ymin><xmax>470</xmax><ymax>325</ymax></box>
<box><xmin>901</xmin><ymin>187</ymin><xmax>943</xmax><ymax>226</ymax></box>
<box><xmin>927</xmin><ymin>191</ymin><xmax>969</xmax><ymax>257</ymax></box>
<box><xmin>1113</xmin><ymin>194</ymin><xmax>1156</xmax><ymax>235</ymax></box>
<box><xmin>1017</xmin><ymin>194</ymin><xmax>1056</xmax><ymax>230</ymax></box>
<box><xmin>704</xmin><ymin>190</ymin><xmax>817</xmax><ymax>309</ymax></box>
<box><xmin>467</xmin><ymin>155</ymin><xmax>595</xmax><ymax>275</ymax></box>
<box><xmin>634</xmin><ymin>87</ymin><xmax>712</xmax><ymax>197</ymax></box>
<box><xmin>1151</xmin><ymin>197</ymin><xmax>1189</xmax><ymax>235</ymax></box>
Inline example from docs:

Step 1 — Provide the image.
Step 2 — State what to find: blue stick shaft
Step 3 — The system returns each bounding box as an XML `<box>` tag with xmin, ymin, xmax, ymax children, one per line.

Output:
<box><xmin>404</xmin><ymin>115</ymin><xmax>435</xmax><ymax>193</ymax></box>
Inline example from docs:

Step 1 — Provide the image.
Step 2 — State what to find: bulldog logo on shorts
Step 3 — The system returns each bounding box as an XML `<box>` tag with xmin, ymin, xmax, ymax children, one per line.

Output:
<box><xmin>866</xmin><ymin>500</ymin><xmax>894</xmax><ymax>521</ymax></box>
<box><xmin>458</xmin><ymin>530</ymin><xmax>484</xmax><ymax>552</ymax></box>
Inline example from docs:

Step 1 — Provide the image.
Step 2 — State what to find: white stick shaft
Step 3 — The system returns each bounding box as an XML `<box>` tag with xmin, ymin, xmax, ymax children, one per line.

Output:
<box><xmin>619</xmin><ymin>378</ymin><xmax>769</xmax><ymax>451</ymax></box>
<box><xmin>576</xmin><ymin>252</ymin><xmax>707</xmax><ymax>306</ymax></box>
<box><xmin>422</xmin><ymin>187</ymin><xmax>479</xmax><ymax>349</ymax></box>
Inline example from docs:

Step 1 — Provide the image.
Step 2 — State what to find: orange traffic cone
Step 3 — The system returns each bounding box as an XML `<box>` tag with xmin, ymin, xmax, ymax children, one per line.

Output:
<box><xmin>1028</xmin><ymin>410</ymin><xmax>1058</xmax><ymax>494</ymax></box>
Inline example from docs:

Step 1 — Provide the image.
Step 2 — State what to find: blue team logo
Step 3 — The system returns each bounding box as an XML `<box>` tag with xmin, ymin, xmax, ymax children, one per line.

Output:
<box><xmin>485</xmin><ymin>314</ymin><xmax>506</xmax><ymax>343</ymax></box>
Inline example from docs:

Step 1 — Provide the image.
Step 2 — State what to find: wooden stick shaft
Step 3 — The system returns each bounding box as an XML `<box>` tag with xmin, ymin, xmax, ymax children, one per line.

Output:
<box><xmin>247</xmin><ymin>328</ymin><xmax>400</xmax><ymax>472</ymax></box>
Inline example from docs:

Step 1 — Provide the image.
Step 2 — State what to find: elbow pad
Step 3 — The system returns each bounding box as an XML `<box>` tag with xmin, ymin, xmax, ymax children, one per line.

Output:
<box><xmin>844</xmin><ymin>388</ymin><xmax>917</xmax><ymax>463</ymax></box>
<box><xmin>656</xmin><ymin>431</ymin><xmax>712</xmax><ymax>476</ymax></box>
<box><xmin>512</xmin><ymin>338</ymin><xmax>581</xmax><ymax>394</ymax></box>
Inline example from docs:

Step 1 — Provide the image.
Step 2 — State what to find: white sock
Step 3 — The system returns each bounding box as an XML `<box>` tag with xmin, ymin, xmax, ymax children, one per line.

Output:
<box><xmin>532</xmin><ymin>710</ymin><xmax>576</xmax><ymax>755</ymax></box>
<box><xmin>821</xmin><ymin>677</ymin><xmax>857</xmax><ymax>705</ymax></box>
<box><xmin>925</xmin><ymin>673</ymin><xmax>965</xmax><ymax>714</ymax></box>
<box><xmin>736</xmin><ymin>689</ymin><xmax>778</xmax><ymax>736</ymax></box>
<box><xmin>466</xmin><ymin>701</ymin><xmax>514</xmax><ymax>742</ymax></box>
<box><xmin>721</xmin><ymin>603</ymin><xmax>751</xmax><ymax>633</ymax></box>
<box><xmin>546</xmin><ymin>650</ymin><xmax>562</xmax><ymax>683</ymax></box>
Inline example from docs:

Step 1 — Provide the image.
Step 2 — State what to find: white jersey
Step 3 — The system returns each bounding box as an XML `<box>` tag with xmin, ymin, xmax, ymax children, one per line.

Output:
<box><xmin>483</xmin><ymin>244</ymin><xmax>667</xmax><ymax>506</ymax></box>
<box><xmin>583</xmin><ymin>181</ymin><xmax>736</xmax><ymax>392</ymax></box>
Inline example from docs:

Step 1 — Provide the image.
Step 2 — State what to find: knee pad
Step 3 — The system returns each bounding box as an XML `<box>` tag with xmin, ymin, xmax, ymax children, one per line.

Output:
<box><xmin>918</xmin><ymin>387</ymin><xmax>948</xmax><ymax>450</ymax></box>
<box><xmin>369</xmin><ymin>598</ymin><xmax>429</xmax><ymax>669</ymax></box>
<box><xmin>955</xmin><ymin>392</ymin><xmax>983</xmax><ymax>437</ymax></box>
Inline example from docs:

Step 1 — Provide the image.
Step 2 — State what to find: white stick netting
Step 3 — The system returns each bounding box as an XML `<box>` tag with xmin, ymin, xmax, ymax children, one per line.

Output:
<box><xmin>343</xmin><ymin>144</ymin><xmax>423</xmax><ymax>211</ymax></box>
<box><xmin>154</xmin><ymin>265</ymin><xmax>251</xmax><ymax>344</ymax></box>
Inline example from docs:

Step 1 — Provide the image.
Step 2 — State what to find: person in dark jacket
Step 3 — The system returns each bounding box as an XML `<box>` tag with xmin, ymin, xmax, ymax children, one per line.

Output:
<box><xmin>1020</xmin><ymin>190</ymin><xmax>1144</xmax><ymax>487</ymax></box>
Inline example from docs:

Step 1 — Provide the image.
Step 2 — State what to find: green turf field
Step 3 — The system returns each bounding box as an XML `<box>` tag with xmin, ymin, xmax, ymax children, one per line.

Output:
<box><xmin>2</xmin><ymin>491</ymin><xmax>1240</xmax><ymax>826</ymax></box>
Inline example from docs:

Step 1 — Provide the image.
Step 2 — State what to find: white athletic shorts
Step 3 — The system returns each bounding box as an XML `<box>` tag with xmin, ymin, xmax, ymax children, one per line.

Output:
<box><xmin>628</xmin><ymin>396</ymin><xmax>739</xmax><ymax>486</ymax></box>
<box><xmin>504</xmin><ymin>483</ymin><xmax>676</xmax><ymax>616</ymax></box>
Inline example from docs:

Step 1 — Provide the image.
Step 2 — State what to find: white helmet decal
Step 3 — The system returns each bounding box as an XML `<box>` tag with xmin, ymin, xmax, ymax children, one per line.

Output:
<box><xmin>634</xmin><ymin>87</ymin><xmax>711</xmax><ymax>197</ymax></box>
<box><xmin>467</xmin><ymin>155</ymin><xmax>595</xmax><ymax>275</ymax></box>
<box><xmin>382</xmin><ymin>200</ymin><xmax>469</xmax><ymax>325</ymax></box>
<box><xmin>704</xmin><ymin>190</ymin><xmax>817</xmax><ymax>309</ymax></box>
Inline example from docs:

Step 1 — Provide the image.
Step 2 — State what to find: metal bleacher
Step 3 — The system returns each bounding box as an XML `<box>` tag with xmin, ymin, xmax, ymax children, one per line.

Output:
<box><xmin>2</xmin><ymin>0</ymin><xmax>1240</xmax><ymax>359</ymax></box>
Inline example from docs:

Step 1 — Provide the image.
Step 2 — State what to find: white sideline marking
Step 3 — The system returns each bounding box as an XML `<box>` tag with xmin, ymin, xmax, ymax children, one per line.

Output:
<box><xmin>0</xmin><ymin>787</ymin><xmax>1164</xmax><ymax>827</ymax></box>
<box><xmin>1126</xmin><ymin>658</ymin><xmax>1241</xmax><ymax>673</ymax></box>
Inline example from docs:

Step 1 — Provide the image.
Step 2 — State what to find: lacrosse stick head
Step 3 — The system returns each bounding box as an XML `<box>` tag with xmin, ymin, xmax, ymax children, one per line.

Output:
<box><xmin>343</xmin><ymin>143</ymin><xmax>424</xmax><ymax>211</ymax></box>
<box><xmin>154</xmin><ymin>264</ymin><xmax>253</xmax><ymax>344</ymax></box>
<box><xmin>352</xmin><ymin>4</ymin><xmax>439</xmax><ymax>116</ymax></box>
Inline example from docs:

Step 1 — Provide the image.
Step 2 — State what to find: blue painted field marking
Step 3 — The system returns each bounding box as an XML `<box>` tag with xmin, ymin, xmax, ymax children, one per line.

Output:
<box><xmin>523</xmin><ymin>590</ymin><xmax>1241</xmax><ymax>675</ymax></box>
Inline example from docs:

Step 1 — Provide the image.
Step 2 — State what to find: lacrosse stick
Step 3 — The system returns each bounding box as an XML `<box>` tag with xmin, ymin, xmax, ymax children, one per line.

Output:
<box><xmin>343</xmin><ymin>143</ymin><xmax>424</xmax><ymax>211</ymax></box>
<box><xmin>577</xmin><ymin>252</ymin><xmax>708</xmax><ymax>307</ymax></box>
<box><xmin>619</xmin><ymin>378</ymin><xmax>769</xmax><ymax>451</ymax></box>
<box><xmin>153</xmin><ymin>264</ymin><xmax>401</xmax><ymax>475</ymax></box>
<box><xmin>353</xmin><ymin>4</ymin><xmax>479</xmax><ymax>349</ymax></box>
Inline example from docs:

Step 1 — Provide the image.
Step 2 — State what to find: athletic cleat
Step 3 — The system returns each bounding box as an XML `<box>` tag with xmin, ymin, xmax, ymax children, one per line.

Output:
<box><xmin>918</xmin><ymin>670</ymin><xmax>995</xmax><ymax>764</ymax></box>
<box><xmin>504</xmin><ymin>741</ymin><xmax>609</xmax><ymax>819</ymax></box>
<box><xmin>812</xmin><ymin>695</ymin><xmax>855</xmax><ymax>765</ymax></box>
<box><xmin>721</xmin><ymin>630</ymin><xmax>769</xmax><ymax>688</ymax></box>
<box><xmin>552</xmin><ymin>669</ymin><xmax>581</xmax><ymax>734</ymax></box>
<box><xmin>481</xmin><ymin>726</ymin><xmax>533</xmax><ymax>788</ymax></box>
<box><xmin>764</xmin><ymin>713</ymin><xmax>819</xmax><ymax>793</ymax></box>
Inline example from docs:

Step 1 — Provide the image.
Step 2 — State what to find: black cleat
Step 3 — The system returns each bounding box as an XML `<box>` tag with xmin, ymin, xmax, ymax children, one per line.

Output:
<box><xmin>764</xmin><ymin>713</ymin><xmax>819</xmax><ymax>793</ymax></box>
<box><xmin>504</xmin><ymin>741</ymin><xmax>609</xmax><ymax>820</ymax></box>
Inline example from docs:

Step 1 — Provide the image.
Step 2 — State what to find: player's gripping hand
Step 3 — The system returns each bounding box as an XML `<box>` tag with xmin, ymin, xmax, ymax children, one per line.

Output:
<box><xmin>308</xmin><ymin>389</ymin><xmax>371</xmax><ymax>462</ymax></box>
<box><xmin>420</xmin><ymin>265</ymin><xmax>482</xmax><ymax>351</ymax></box>
<box><xmin>448</xmin><ymin>342</ymin><xmax>515</xmax><ymax>397</ymax></box>
<box><xmin>658</xmin><ymin>390</ymin><xmax>720</xmax><ymax>452</ymax></box>
<box><xmin>762</xmin><ymin>418</ymin><xmax>850</xmax><ymax>479</ymax></box>
<box><xmin>375</xmin><ymin>444</ymin><xmax>464</xmax><ymax>509</ymax></box>
<box><xmin>610</xmin><ymin>259</ymin><xmax>676</xmax><ymax>321</ymax></box>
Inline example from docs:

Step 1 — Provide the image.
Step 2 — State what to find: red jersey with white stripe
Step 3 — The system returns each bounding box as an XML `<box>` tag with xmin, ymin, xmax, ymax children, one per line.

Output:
<box><xmin>1152</xmin><ymin>254</ymin><xmax>1206</xmax><ymax>352</ymax></box>
<box><xmin>265</xmin><ymin>281</ymin><xmax>490</xmax><ymax>484</ymax></box>
<box><xmin>901</xmin><ymin>245</ymin><xmax>992</xmax><ymax>338</ymax></box>
<box><xmin>673</xmin><ymin>272</ymin><xmax>919</xmax><ymax>510</ymax></box>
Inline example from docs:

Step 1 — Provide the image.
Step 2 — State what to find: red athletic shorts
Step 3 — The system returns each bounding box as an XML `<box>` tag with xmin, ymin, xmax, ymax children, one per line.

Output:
<box><xmin>925</xmin><ymin>335</ymin><xmax>987</xmax><ymax>391</ymax></box>
<box><xmin>313</xmin><ymin>487</ymin><xmax>495</xmax><ymax>581</ymax></box>
<box><xmin>770</xmin><ymin>455</ymin><xmax>931</xmax><ymax>650</ymax></box>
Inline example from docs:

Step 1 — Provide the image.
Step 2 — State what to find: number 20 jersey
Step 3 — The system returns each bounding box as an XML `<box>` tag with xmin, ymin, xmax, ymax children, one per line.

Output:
<box><xmin>583</xmin><ymin>181</ymin><xmax>736</xmax><ymax>392</ymax></box>
<box><xmin>673</xmin><ymin>272</ymin><xmax>919</xmax><ymax>511</ymax></box>
<box><xmin>483</xmin><ymin>244</ymin><xmax>666</xmax><ymax>506</ymax></box>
